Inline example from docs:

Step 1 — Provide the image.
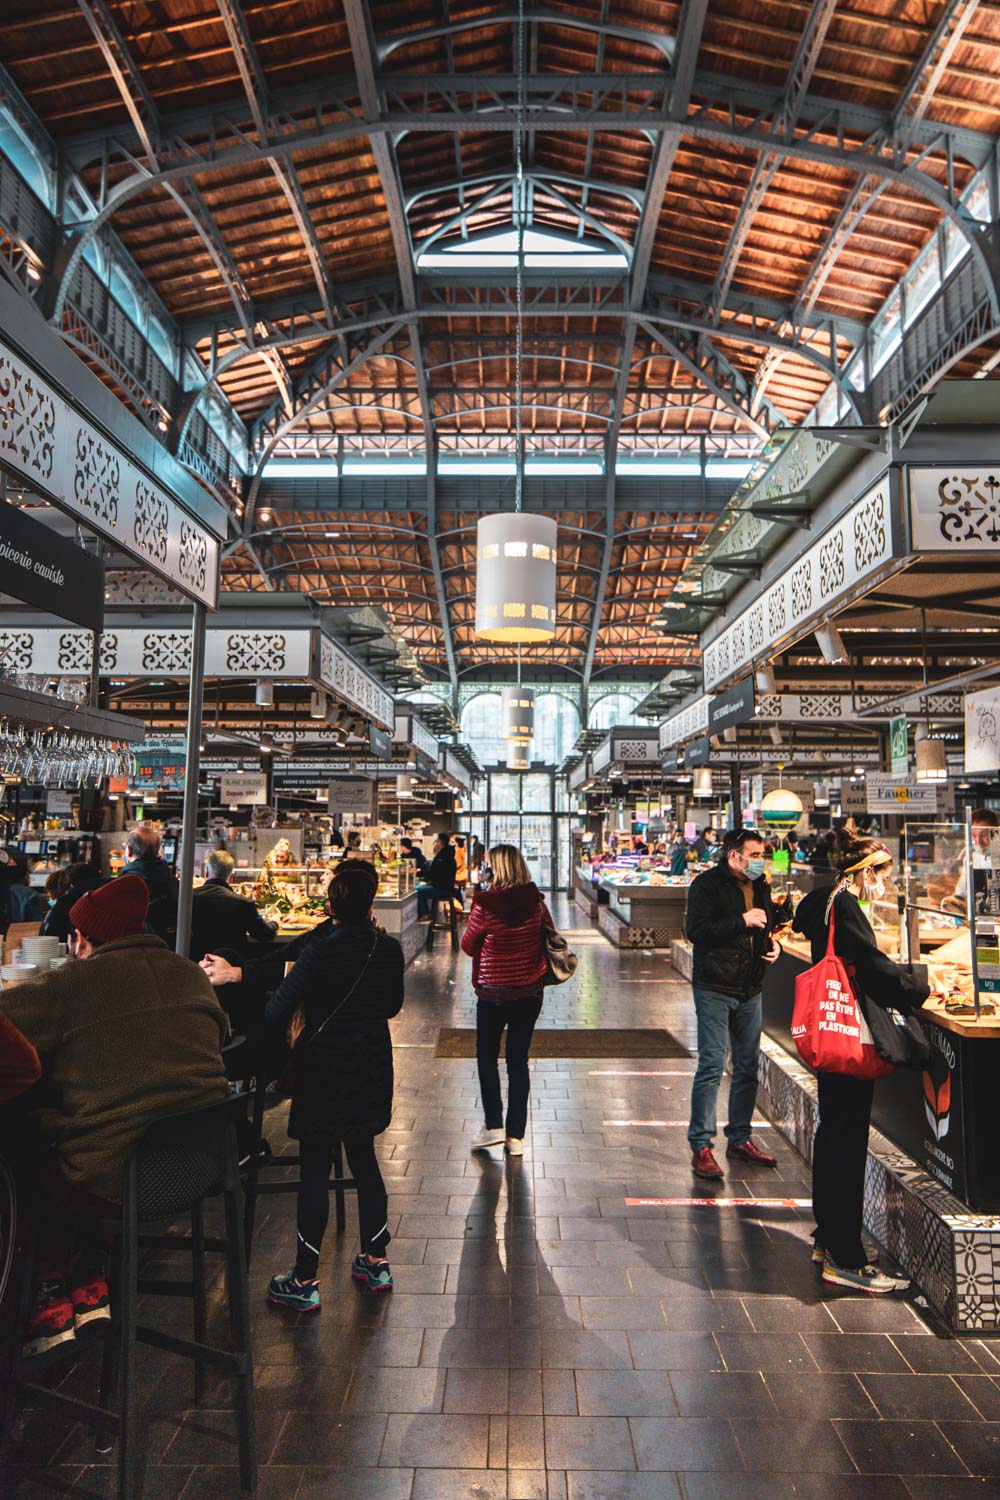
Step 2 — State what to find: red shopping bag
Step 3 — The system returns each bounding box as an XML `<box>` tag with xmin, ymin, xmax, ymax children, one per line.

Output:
<box><xmin>791</xmin><ymin>902</ymin><xmax>894</xmax><ymax>1079</ymax></box>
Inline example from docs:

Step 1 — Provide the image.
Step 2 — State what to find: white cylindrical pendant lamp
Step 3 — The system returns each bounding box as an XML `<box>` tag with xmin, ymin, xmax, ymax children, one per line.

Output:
<box><xmin>916</xmin><ymin>736</ymin><xmax>948</xmax><ymax>783</ymax></box>
<box><xmin>501</xmin><ymin>686</ymin><xmax>535</xmax><ymax>743</ymax></box>
<box><xmin>255</xmin><ymin>679</ymin><xmax>274</xmax><ymax>708</ymax></box>
<box><xmin>475</xmin><ymin>513</ymin><xmax>557</xmax><ymax>642</ymax></box>
<box><xmin>506</xmin><ymin>742</ymin><xmax>530</xmax><ymax>771</ymax></box>
<box><xmin>692</xmin><ymin>767</ymin><xmax>714</xmax><ymax>799</ymax></box>
<box><xmin>396</xmin><ymin>774</ymin><xmax>414</xmax><ymax>798</ymax></box>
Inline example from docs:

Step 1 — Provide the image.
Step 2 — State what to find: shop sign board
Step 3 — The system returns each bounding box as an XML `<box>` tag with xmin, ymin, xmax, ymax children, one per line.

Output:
<box><xmin>839</xmin><ymin>781</ymin><xmax>868</xmax><ymax>816</ymax></box>
<box><xmin>46</xmin><ymin>790</ymin><xmax>74</xmax><ymax>816</ymax></box>
<box><xmin>0</xmin><ymin>335</ymin><xmax>219</xmax><ymax>608</ymax></box>
<box><xmin>684</xmin><ymin>736</ymin><xmax>711</xmax><ymax>768</ymax></box>
<box><xmin>890</xmin><ymin>714</ymin><xmax>908</xmax><ymax>777</ymax></box>
<box><xmin>219</xmin><ymin>771</ymin><xmax>268</xmax><ymax>805</ymax></box>
<box><xmin>866</xmin><ymin>771</ymin><xmax>937</xmax><ymax>813</ymax></box>
<box><xmin>369</xmin><ymin>727</ymin><xmax>392</xmax><ymax>759</ymax></box>
<box><xmin>327</xmin><ymin>775</ymin><xmax>376</xmax><ymax>820</ymax></box>
<box><xmin>131</xmin><ymin>737</ymin><xmax>186</xmax><ymax>792</ymax></box>
<box><xmin>708</xmin><ymin>678</ymin><xmax>755</xmax><ymax>734</ymax></box>
<box><xmin>702</xmin><ymin>477</ymin><xmax>897</xmax><ymax>693</ymax></box>
<box><xmin>0</xmin><ymin>502</ymin><xmax>104</xmax><ymax>630</ymax></box>
<box><xmin>965</xmin><ymin>685</ymin><xmax>1000</xmax><ymax>775</ymax></box>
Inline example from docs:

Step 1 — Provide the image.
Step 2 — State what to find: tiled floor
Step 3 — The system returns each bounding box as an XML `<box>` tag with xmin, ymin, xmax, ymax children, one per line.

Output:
<box><xmin>10</xmin><ymin>898</ymin><xmax>1000</xmax><ymax>1498</ymax></box>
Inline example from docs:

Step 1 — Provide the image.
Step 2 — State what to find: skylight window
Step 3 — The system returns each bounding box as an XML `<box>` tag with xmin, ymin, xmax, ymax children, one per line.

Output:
<box><xmin>417</xmin><ymin>227</ymin><xmax>628</xmax><ymax>272</ymax></box>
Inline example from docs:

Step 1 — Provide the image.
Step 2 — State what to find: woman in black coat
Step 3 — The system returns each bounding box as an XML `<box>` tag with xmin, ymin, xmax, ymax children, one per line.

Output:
<box><xmin>794</xmin><ymin>837</ymin><xmax>929</xmax><ymax>1296</ymax></box>
<box><xmin>263</xmin><ymin>862</ymin><xmax>404</xmax><ymax>1310</ymax></box>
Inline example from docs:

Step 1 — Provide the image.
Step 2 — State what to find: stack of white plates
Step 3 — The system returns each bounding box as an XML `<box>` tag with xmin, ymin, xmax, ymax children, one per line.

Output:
<box><xmin>21</xmin><ymin>936</ymin><xmax>60</xmax><ymax>971</ymax></box>
<box><xmin>1</xmin><ymin>962</ymin><xmax>37</xmax><ymax>986</ymax></box>
<box><xmin>48</xmin><ymin>956</ymin><xmax>68</xmax><ymax>970</ymax></box>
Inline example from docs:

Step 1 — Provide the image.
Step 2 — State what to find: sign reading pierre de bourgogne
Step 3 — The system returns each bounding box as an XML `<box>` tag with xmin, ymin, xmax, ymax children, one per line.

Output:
<box><xmin>0</xmin><ymin>502</ymin><xmax>104</xmax><ymax>631</ymax></box>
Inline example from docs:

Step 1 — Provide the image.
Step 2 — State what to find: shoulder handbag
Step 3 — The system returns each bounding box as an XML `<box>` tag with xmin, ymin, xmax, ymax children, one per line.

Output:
<box><xmin>791</xmin><ymin>901</ymin><xmax>894</xmax><ymax>1080</ymax></box>
<box><xmin>543</xmin><ymin>927</ymin><xmax>578</xmax><ymax>985</ymax></box>
<box><xmin>855</xmin><ymin>970</ymin><xmax>931</xmax><ymax>1072</ymax></box>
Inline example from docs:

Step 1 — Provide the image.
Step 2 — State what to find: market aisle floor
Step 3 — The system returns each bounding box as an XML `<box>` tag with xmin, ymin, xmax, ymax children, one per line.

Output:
<box><xmin>12</xmin><ymin>898</ymin><xmax>1000</xmax><ymax>1498</ymax></box>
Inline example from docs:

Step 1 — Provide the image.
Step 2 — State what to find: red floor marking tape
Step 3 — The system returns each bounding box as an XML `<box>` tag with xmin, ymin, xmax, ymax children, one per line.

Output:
<box><xmin>625</xmin><ymin>1197</ymin><xmax>812</xmax><ymax>1208</ymax></box>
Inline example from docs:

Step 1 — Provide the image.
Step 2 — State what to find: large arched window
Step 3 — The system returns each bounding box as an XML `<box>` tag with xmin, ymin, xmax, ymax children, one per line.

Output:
<box><xmin>589</xmin><ymin>692</ymin><xmax>642</xmax><ymax>731</ymax></box>
<box><xmin>460</xmin><ymin>692</ymin><xmax>506</xmax><ymax>766</ymax></box>
<box><xmin>533</xmin><ymin>693</ymin><xmax>580</xmax><ymax>765</ymax></box>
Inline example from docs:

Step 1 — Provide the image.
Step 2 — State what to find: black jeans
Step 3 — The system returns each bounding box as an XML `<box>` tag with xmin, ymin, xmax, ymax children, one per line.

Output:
<box><xmin>294</xmin><ymin>1134</ymin><xmax>390</xmax><ymax>1279</ymax></box>
<box><xmin>813</xmin><ymin>1071</ymin><xmax>874</xmax><ymax>1269</ymax></box>
<box><xmin>476</xmin><ymin>995</ymin><xmax>543</xmax><ymax>1139</ymax></box>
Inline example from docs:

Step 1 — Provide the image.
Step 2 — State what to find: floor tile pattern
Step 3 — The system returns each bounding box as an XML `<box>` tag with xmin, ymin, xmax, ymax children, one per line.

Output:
<box><xmin>9</xmin><ymin>899</ymin><xmax>1000</xmax><ymax>1498</ymax></box>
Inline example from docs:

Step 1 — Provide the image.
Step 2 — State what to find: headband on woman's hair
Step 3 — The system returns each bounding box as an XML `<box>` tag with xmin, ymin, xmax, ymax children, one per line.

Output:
<box><xmin>842</xmin><ymin>844</ymin><xmax>892</xmax><ymax>874</ymax></box>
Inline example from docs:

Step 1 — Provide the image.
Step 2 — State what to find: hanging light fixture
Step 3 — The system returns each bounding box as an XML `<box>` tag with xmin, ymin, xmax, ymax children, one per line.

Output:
<box><xmin>502</xmin><ymin>685</ymin><xmax>535</xmax><ymax>742</ymax></box>
<box><xmin>755</xmin><ymin>664</ymin><xmax>777</xmax><ymax>694</ymax></box>
<box><xmin>815</xmin><ymin>621</ymin><xmax>848</xmax><ymax>665</ymax></box>
<box><xmin>915</xmin><ymin>734</ymin><xmax>948</xmax><ymax>783</ymax></box>
<box><xmin>255</xmin><ymin>679</ymin><xmax>275</xmax><ymax>708</ymax></box>
<box><xmin>507</xmin><ymin>743</ymin><xmax>530</xmax><ymax>771</ymax></box>
<box><xmin>396</xmin><ymin>773</ymin><xmax>414</xmax><ymax>798</ymax></box>
<box><xmin>759</xmin><ymin>786</ymin><xmax>803</xmax><ymax>836</ymax></box>
<box><xmin>692</xmin><ymin>767</ymin><xmax>714</xmax><ymax>799</ymax></box>
<box><xmin>474</xmin><ymin>0</ymin><xmax>557</xmax><ymax>645</ymax></box>
<box><xmin>310</xmin><ymin>690</ymin><xmax>327</xmax><ymax>720</ymax></box>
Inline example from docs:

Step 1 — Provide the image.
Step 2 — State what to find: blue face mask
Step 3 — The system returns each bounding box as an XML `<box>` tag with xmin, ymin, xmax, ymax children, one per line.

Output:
<box><xmin>746</xmin><ymin>857</ymin><xmax>766</xmax><ymax>880</ymax></box>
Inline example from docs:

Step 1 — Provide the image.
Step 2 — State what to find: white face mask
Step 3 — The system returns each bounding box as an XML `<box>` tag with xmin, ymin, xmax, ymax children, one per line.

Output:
<box><xmin>866</xmin><ymin>874</ymin><xmax>887</xmax><ymax>902</ymax></box>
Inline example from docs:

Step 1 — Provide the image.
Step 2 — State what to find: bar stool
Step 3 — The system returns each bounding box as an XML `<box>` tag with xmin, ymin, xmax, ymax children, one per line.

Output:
<box><xmin>426</xmin><ymin>894</ymin><xmax>460</xmax><ymax>952</ymax></box>
<box><xmin>0</xmin><ymin>1094</ymin><xmax>257</xmax><ymax>1500</ymax></box>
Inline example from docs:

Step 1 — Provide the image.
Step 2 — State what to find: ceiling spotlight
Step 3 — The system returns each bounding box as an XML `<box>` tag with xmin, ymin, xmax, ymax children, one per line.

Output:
<box><xmin>755</xmin><ymin>664</ymin><xmax>777</xmax><ymax>694</ymax></box>
<box><xmin>259</xmin><ymin>510</ymin><xmax>271</xmax><ymax>524</ymax></box>
<box><xmin>260</xmin><ymin>734</ymin><xmax>273</xmax><ymax>754</ymax></box>
<box><xmin>768</xmin><ymin>726</ymin><xmax>783</xmax><ymax>747</ymax></box>
<box><xmin>815</xmin><ymin>621</ymin><xmax>848</xmax><ymax>666</ymax></box>
<box><xmin>255</xmin><ymin>679</ymin><xmax>274</xmax><ymax>708</ymax></box>
<box><xmin>324</xmin><ymin>531</ymin><xmax>341</xmax><ymax>539</ymax></box>
<box><xmin>310</xmin><ymin>690</ymin><xmax>327</xmax><ymax>720</ymax></box>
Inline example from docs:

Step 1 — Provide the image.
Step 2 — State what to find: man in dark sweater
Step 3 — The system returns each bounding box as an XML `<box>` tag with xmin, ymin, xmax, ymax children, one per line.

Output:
<box><xmin>190</xmin><ymin>849</ymin><xmax>277</xmax><ymax>962</ymax></box>
<box><xmin>684</xmin><ymin>828</ymin><xmax>781</xmax><ymax>1181</ymax></box>
<box><xmin>120</xmin><ymin>825</ymin><xmax>177</xmax><ymax>903</ymax></box>
<box><xmin>418</xmin><ymin>833</ymin><xmax>457</xmax><ymax>920</ymax></box>
<box><xmin>6</xmin><ymin>874</ymin><xmax>228</xmax><ymax>1357</ymax></box>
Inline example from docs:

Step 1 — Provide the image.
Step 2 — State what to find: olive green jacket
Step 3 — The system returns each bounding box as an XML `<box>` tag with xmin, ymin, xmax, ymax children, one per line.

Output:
<box><xmin>3</xmin><ymin>934</ymin><xmax>228</xmax><ymax>1200</ymax></box>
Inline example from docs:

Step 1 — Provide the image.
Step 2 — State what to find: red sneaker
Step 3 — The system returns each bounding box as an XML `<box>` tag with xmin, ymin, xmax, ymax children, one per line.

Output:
<box><xmin>691</xmin><ymin>1147</ymin><xmax>724</xmax><ymax>1180</ymax></box>
<box><xmin>726</xmin><ymin>1137</ymin><xmax>778</xmax><ymax>1167</ymax></box>
<box><xmin>23</xmin><ymin>1280</ymin><xmax>76</xmax><ymax>1358</ymax></box>
<box><xmin>71</xmin><ymin>1273</ymin><xmax>111</xmax><ymax>1333</ymax></box>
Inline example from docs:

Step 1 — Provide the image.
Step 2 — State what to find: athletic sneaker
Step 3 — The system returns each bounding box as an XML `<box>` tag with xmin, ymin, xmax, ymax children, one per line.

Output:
<box><xmin>267</xmin><ymin>1269</ymin><xmax>321</xmax><ymax>1312</ymax></box>
<box><xmin>70</xmin><ymin>1272</ymin><xmax>111</xmax><ymax>1333</ymax></box>
<box><xmin>821</xmin><ymin>1254</ymin><xmax>908</xmax><ymax>1295</ymax></box>
<box><xmin>23</xmin><ymin>1279</ymin><xmax>76</xmax><ymax>1358</ymax></box>
<box><xmin>505</xmin><ymin>1137</ymin><xmax>524</xmax><ymax>1156</ymax></box>
<box><xmin>471</xmin><ymin>1128</ymin><xmax>506</xmax><ymax>1150</ymax></box>
<box><xmin>352</xmin><ymin>1253</ymin><xmax>393</xmax><ymax>1293</ymax></box>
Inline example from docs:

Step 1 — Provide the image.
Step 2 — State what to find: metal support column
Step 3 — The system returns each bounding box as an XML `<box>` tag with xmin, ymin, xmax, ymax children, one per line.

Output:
<box><xmin>730</xmin><ymin>764</ymin><xmax>743</xmax><ymax>829</ymax></box>
<box><xmin>175</xmin><ymin>602</ymin><xmax>207</xmax><ymax>957</ymax></box>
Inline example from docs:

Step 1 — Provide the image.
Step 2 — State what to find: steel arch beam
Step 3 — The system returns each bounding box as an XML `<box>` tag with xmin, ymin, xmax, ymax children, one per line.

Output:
<box><xmin>377</xmin><ymin>8</ymin><xmax>676</xmax><ymax>63</ymax></box>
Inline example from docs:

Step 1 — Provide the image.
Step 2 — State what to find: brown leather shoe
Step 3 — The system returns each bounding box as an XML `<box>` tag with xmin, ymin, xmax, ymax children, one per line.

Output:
<box><xmin>691</xmin><ymin>1147</ymin><xmax>724</xmax><ymax>1180</ymax></box>
<box><xmin>726</xmin><ymin>1137</ymin><xmax>777</xmax><ymax>1167</ymax></box>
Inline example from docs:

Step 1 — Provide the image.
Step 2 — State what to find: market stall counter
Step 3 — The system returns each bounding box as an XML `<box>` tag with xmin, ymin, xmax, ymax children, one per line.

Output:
<box><xmin>578</xmin><ymin>861</ymin><xmax>695</xmax><ymax>949</ymax></box>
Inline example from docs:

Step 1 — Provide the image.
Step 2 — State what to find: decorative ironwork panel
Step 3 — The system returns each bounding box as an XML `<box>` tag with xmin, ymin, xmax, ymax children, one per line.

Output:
<box><xmin>910</xmin><ymin>468</ymin><xmax>1000</xmax><ymax>549</ymax></box>
<box><xmin>224</xmin><ymin>632</ymin><xmax>287</xmax><ymax>674</ymax></box>
<box><xmin>0</xmin><ymin>352</ymin><xmax>56</xmax><ymax>483</ymax></box>
<box><xmin>133</xmin><ymin>480</ymin><xmax>169</xmax><ymax>565</ymax></box>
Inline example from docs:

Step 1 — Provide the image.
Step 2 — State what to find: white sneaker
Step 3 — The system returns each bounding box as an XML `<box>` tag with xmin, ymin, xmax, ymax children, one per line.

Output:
<box><xmin>505</xmin><ymin>1137</ymin><xmax>524</xmax><ymax>1156</ymax></box>
<box><xmin>471</xmin><ymin>1128</ymin><xmax>506</xmax><ymax>1150</ymax></box>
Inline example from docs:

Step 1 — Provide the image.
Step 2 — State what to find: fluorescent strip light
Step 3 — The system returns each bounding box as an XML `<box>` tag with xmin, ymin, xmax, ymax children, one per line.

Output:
<box><xmin>342</xmin><ymin>460</ymin><xmax>427</xmax><ymax>476</ymax></box>
<box><xmin>705</xmin><ymin>461</ymin><xmax>754</xmax><ymax>478</ymax></box>
<box><xmin>263</xmin><ymin>461</ymin><xmax>340</xmax><ymax>478</ymax></box>
<box><xmin>438</xmin><ymin>459</ymin><xmax>517</xmax><ymax>475</ymax></box>
<box><xmin>524</xmin><ymin>460</ymin><xmax>603</xmax><ymax>475</ymax></box>
<box><xmin>616</xmin><ymin>460</ymin><xmax>701</xmax><ymax>476</ymax></box>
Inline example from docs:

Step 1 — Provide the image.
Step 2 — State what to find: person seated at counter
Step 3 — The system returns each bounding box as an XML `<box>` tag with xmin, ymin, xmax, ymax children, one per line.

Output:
<box><xmin>693</xmin><ymin>827</ymin><xmax>719</xmax><ymax>862</ymax></box>
<box><xmin>119</xmin><ymin>825</ymin><xmax>177</xmax><ymax>903</ymax></box>
<box><xmin>3</xmin><ymin>852</ymin><xmax>46</xmax><ymax>926</ymax></box>
<box><xmin>40</xmin><ymin>859</ymin><xmax>106</xmax><ymax>941</ymax></box>
<box><xmin>400</xmin><ymin>837</ymin><xmax>429</xmax><ymax>879</ymax></box>
<box><xmin>4</xmin><ymin>875</ymin><xmax>229</xmax><ymax>1357</ymax></box>
<box><xmin>189</xmin><ymin>849</ymin><xmax>278</xmax><ymax>963</ymax></box>
<box><xmin>417</xmin><ymin>832</ymin><xmax>457</xmax><ymax>920</ymax></box>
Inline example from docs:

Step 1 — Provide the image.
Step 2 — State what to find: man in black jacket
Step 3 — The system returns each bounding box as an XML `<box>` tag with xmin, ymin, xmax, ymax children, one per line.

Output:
<box><xmin>684</xmin><ymin>827</ymin><xmax>781</xmax><ymax>1180</ymax></box>
<box><xmin>190</xmin><ymin>850</ymin><xmax>277</xmax><ymax>962</ymax></box>
<box><xmin>120</xmin><ymin>826</ymin><xmax>177</xmax><ymax>903</ymax></box>
<box><xmin>418</xmin><ymin>833</ymin><xmax>457</xmax><ymax>920</ymax></box>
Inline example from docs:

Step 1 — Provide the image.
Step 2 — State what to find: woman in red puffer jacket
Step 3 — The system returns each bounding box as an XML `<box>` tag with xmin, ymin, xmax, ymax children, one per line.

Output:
<box><xmin>461</xmin><ymin>844</ymin><xmax>554</xmax><ymax>1156</ymax></box>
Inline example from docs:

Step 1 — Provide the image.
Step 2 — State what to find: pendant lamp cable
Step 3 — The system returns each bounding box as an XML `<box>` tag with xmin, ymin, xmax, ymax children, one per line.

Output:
<box><xmin>514</xmin><ymin>0</ymin><xmax>525</xmax><ymax>515</ymax></box>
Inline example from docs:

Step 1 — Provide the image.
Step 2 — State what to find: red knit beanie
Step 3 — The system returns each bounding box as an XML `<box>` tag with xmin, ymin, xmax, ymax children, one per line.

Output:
<box><xmin>70</xmin><ymin>874</ymin><xmax>149</xmax><ymax>946</ymax></box>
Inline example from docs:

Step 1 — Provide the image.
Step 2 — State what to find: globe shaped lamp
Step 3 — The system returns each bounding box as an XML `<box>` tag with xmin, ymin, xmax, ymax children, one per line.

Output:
<box><xmin>759</xmin><ymin>787</ymin><xmax>803</xmax><ymax>836</ymax></box>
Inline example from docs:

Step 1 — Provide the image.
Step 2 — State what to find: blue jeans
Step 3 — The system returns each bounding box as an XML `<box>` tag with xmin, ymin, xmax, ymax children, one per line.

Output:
<box><xmin>687</xmin><ymin>986</ymin><xmax>763</xmax><ymax>1152</ymax></box>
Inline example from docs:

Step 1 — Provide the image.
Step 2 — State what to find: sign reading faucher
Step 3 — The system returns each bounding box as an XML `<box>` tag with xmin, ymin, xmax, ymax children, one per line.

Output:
<box><xmin>0</xmin><ymin>502</ymin><xmax>104</xmax><ymax>631</ymax></box>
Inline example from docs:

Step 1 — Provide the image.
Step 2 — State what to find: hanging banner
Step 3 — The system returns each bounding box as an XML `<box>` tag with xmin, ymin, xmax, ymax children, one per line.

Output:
<box><xmin>130</xmin><ymin>737</ymin><xmax>186</xmax><ymax>792</ymax></box>
<box><xmin>708</xmin><ymin>678</ymin><xmax>755</xmax><ymax>734</ymax></box>
<box><xmin>684</xmin><ymin>736</ymin><xmax>711</xmax><ymax>768</ymax></box>
<box><xmin>965</xmin><ymin>685</ymin><xmax>1000</xmax><ymax>776</ymax></box>
<box><xmin>890</xmin><ymin>714</ymin><xmax>909</xmax><ymax>778</ymax></box>
<box><xmin>0</xmin><ymin>502</ymin><xmax>104</xmax><ymax>630</ymax></box>
<box><xmin>219</xmin><ymin>771</ymin><xmax>268</xmax><ymax>806</ymax></box>
<box><xmin>327</xmin><ymin>776</ymin><xmax>377</xmax><ymax>820</ymax></box>
<box><xmin>866</xmin><ymin>771</ymin><xmax>938</xmax><ymax>814</ymax></box>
